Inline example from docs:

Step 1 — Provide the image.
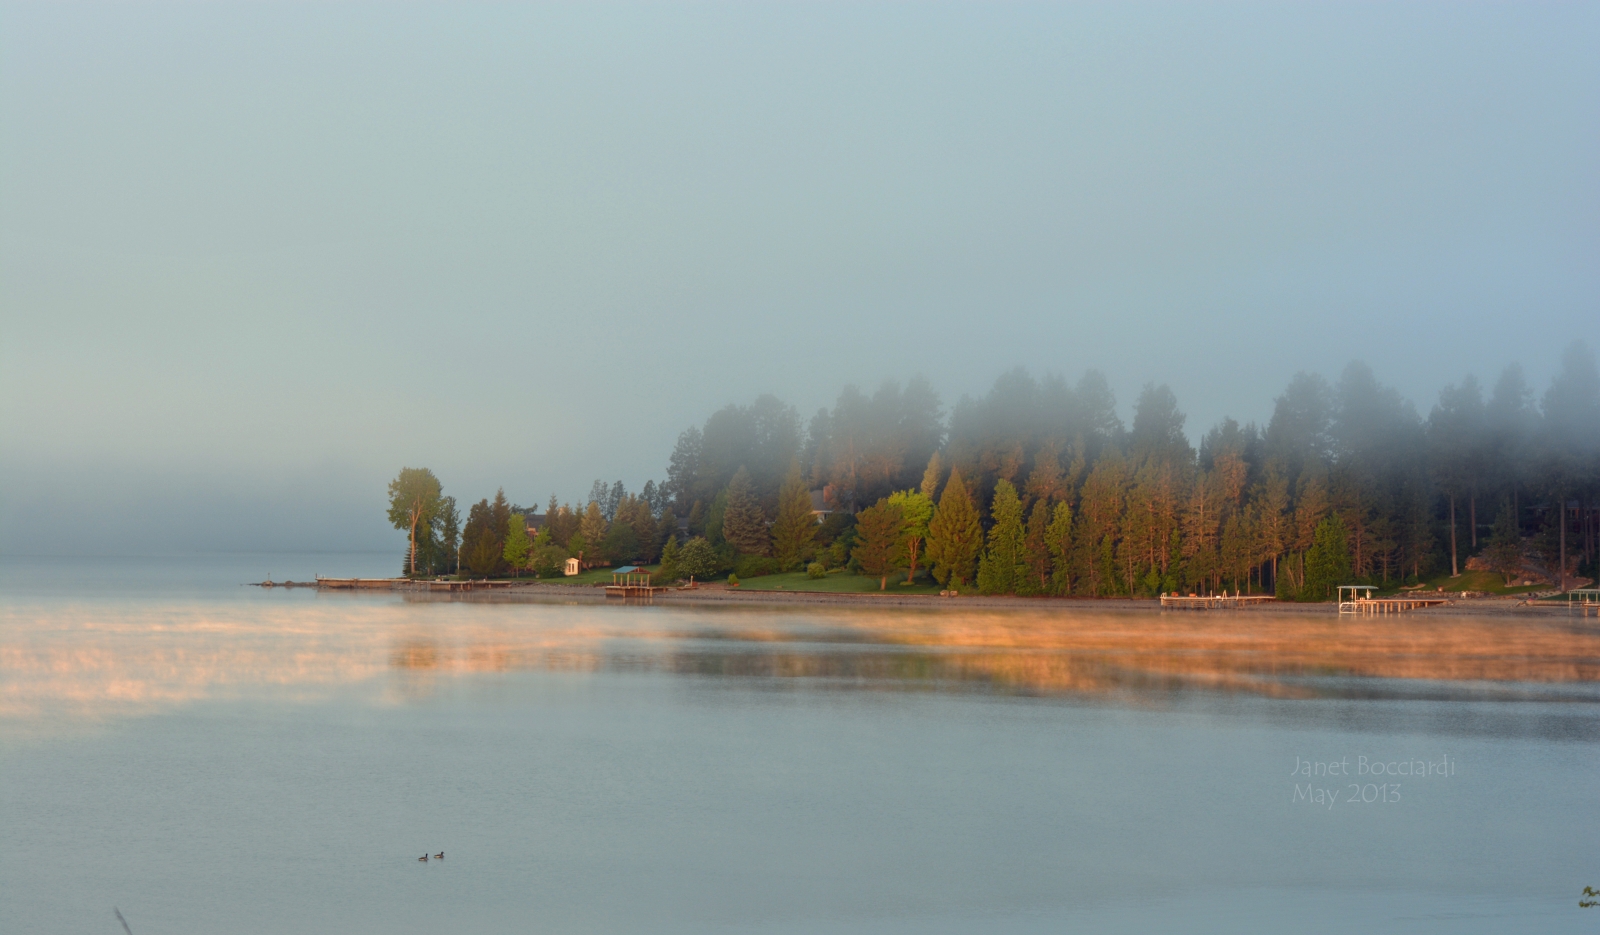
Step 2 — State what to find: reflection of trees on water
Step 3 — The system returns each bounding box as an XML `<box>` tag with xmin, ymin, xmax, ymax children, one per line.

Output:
<box><xmin>8</xmin><ymin>604</ymin><xmax>1598</xmax><ymax>730</ymax></box>
<box><xmin>383</xmin><ymin>612</ymin><xmax>1600</xmax><ymax>700</ymax></box>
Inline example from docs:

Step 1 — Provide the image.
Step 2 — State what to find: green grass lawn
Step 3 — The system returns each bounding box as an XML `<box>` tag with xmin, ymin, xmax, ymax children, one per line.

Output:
<box><xmin>732</xmin><ymin>570</ymin><xmax>944</xmax><ymax>594</ymax></box>
<box><xmin>1403</xmin><ymin>568</ymin><xmax>1545</xmax><ymax>595</ymax></box>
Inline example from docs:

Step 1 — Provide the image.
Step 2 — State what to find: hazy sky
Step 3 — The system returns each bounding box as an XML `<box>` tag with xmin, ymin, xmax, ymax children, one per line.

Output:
<box><xmin>2</xmin><ymin>2</ymin><xmax>1596</xmax><ymax>555</ymax></box>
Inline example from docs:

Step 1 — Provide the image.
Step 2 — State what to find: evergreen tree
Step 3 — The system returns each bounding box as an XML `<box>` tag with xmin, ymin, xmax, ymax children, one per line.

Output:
<box><xmin>503</xmin><ymin>513</ymin><xmax>532</xmax><ymax>573</ymax></box>
<box><xmin>770</xmin><ymin>463</ymin><xmax>816</xmax><ymax>570</ymax></box>
<box><xmin>920</xmin><ymin>452</ymin><xmax>943</xmax><ymax>501</ymax></box>
<box><xmin>436</xmin><ymin>495</ymin><xmax>460</xmax><ymax>576</ymax></box>
<box><xmin>1303</xmin><ymin>516</ymin><xmax>1352</xmax><ymax>601</ymax></box>
<box><xmin>927</xmin><ymin>467</ymin><xmax>982</xmax><ymax>588</ymax></box>
<box><xmin>658</xmin><ymin>534</ymin><xmax>681</xmax><ymax>582</ymax></box>
<box><xmin>885</xmin><ymin>489</ymin><xmax>934</xmax><ymax>584</ymax></box>
<box><xmin>1046</xmin><ymin>501</ymin><xmax>1073</xmax><ymax>595</ymax></box>
<box><xmin>852</xmin><ymin>499</ymin><xmax>906</xmax><ymax>590</ymax></box>
<box><xmin>567</xmin><ymin>532</ymin><xmax>589</xmax><ymax>567</ymax></box>
<box><xmin>580</xmin><ymin>501</ymin><xmax>608</xmax><ymax>560</ymax></box>
<box><xmin>488</xmin><ymin>489</ymin><xmax>512</xmax><ymax>573</ymax></box>
<box><xmin>977</xmin><ymin>479</ymin><xmax>1027</xmax><ymax>595</ymax></box>
<box><xmin>704</xmin><ymin>492</ymin><xmax>728</xmax><ymax>548</ymax></box>
<box><xmin>602</xmin><ymin>522</ymin><xmax>639</xmax><ymax>564</ymax></box>
<box><xmin>721</xmin><ymin>467</ymin><xmax>770</xmax><ymax>556</ymax></box>
<box><xmin>460</xmin><ymin>498</ymin><xmax>501</xmax><ymax>577</ymax></box>
<box><xmin>1020</xmin><ymin>500</ymin><xmax>1053</xmax><ymax>595</ymax></box>
<box><xmin>1486</xmin><ymin>499</ymin><xmax>1523</xmax><ymax>585</ymax></box>
<box><xmin>632</xmin><ymin>505</ymin><xmax>660</xmax><ymax>563</ymax></box>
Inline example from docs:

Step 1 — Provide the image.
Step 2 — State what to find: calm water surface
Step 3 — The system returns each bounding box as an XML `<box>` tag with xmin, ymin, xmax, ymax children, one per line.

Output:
<box><xmin>2</xmin><ymin>554</ymin><xmax>1597</xmax><ymax>933</ymax></box>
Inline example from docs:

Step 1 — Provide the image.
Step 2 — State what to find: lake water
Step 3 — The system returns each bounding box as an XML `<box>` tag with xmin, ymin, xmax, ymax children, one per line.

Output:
<box><xmin>3</xmin><ymin>554</ymin><xmax>1598</xmax><ymax>934</ymax></box>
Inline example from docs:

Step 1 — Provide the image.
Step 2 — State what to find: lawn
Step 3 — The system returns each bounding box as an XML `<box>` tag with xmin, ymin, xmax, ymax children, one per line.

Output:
<box><xmin>1403</xmin><ymin>568</ymin><xmax>1546</xmax><ymax>596</ymax></box>
<box><xmin>733</xmin><ymin>570</ymin><xmax>944</xmax><ymax>594</ymax></box>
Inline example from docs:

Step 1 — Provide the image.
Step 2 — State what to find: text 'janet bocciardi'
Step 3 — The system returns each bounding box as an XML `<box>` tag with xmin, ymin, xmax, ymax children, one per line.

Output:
<box><xmin>1289</xmin><ymin>755</ymin><xmax>1456</xmax><ymax>810</ymax></box>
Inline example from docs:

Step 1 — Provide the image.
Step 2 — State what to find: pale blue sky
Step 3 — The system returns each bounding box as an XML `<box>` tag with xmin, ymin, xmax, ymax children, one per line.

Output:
<box><xmin>2</xmin><ymin>2</ymin><xmax>1596</xmax><ymax>554</ymax></box>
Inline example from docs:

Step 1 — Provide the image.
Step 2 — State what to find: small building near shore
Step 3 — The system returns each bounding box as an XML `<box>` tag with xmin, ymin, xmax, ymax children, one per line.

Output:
<box><xmin>563</xmin><ymin>556</ymin><xmax>582</xmax><ymax>576</ymax></box>
<box><xmin>809</xmin><ymin>490</ymin><xmax>832</xmax><ymax>524</ymax></box>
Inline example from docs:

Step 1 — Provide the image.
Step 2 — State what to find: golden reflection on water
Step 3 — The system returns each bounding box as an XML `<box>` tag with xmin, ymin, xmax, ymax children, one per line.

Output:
<box><xmin>5</xmin><ymin>597</ymin><xmax>1599</xmax><ymax>731</ymax></box>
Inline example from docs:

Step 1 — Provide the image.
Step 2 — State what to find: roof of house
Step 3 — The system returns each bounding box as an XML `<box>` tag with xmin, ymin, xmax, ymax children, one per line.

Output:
<box><xmin>809</xmin><ymin>490</ymin><xmax>831</xmax><ymax>513</ymax></box>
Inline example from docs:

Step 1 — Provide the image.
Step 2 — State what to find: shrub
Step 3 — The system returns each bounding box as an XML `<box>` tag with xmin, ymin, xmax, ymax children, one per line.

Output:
<box><xmin>806</xmin><ymin>562</ymin><xmax>827</xmax><ymax>580</ymax></box>
<box><xmin>727</xmin><ymin>573</ymin><xmax>740</xmax><ymax>586</ymax></box>
<box><xmin>734</xmin><ymin>555</ymin><xmax>781</xmax><ymax>579</ymax></box>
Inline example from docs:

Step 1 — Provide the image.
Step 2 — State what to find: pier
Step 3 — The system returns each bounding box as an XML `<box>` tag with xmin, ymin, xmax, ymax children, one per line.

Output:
<box><xmin>1159</xmin><ymin>593</ymin><xmax>1277</xmax><ymax>610</ymax></box>
<box><xmin>1337</xmin><ymin>585</ymin><xmax>1448</xmax><ymax>614</ymax></box>
<box><xmin>314</xmin><ymin>577</ymin><xmax>514</xmax><ymax>592</ymax></box>
<box><xmin>604</xmin><ymin>566</ymin><xmax>665</xmax><ymax>599</ymax></box>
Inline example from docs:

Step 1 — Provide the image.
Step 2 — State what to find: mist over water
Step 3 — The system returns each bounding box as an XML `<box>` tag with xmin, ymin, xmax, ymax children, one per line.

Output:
<box><xmin>3</xmin><ymin>555</ymin><xmax>1597</xmax><ymax>933</ymax></box>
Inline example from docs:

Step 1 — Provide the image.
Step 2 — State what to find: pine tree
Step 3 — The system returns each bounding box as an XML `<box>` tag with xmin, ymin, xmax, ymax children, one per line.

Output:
<box><xmin>770</xmin><ymin>463</ymin><xmax>816</xmax><ymax>570</ymax></box>
<box><xmin>721</xmin><ymin>467</ymin><xmax>770</xmax><ymax>556</ymax></box>
<box><xmin>1020</xmin><ymin>500</ymin><xmax>1053</xmax><ymax>595</ymax></box>
<box><xmin>977</xmin><ymin>479</ymin><xmax>1026</xmax><ymax>595</ymax></box>
<box><xmin>1046</xmin><ymin>501</ymin><xmax>1073</xmax><ymax>595</ymax></box>
<box><xmin>852</xmin><ymin>499</ymin><xmax>906</xmax><ymax>590</ymax></box>
<box><xmin>579</xmin><ymin>500</ymin><xmax>608</xmax><ymax>565</ymax></box>
<box><xmin>1486</xmin><ymin>499</ymin><xmax>1522</xmax><ymax>585</ymax></box>
<box><xmin>886</xmin><ymin>489</ymin><xmax>934</xmax><ymax>584</ymax></box>
<box><xmin>460</xmin><ymin>498</ymin><xmax>501</xmax><ymax>577</ymax></box>
<box><xmin>488</xmin><ymin>489</ymin><xmax>512</xmax><ymax>575</ymax></box>
<box><xmin>920</xmin><ymin>452</ymin><xmax>943</xmax><ymax>501</ymax></box>
<box><xmin>927</xmin><ymin>467</ymin><xmax>982</xmax><ymax>588</ymax></box>
<box><xmin>658</xmin><ymin>534</ymin><xmax>681</xmax><ymax>582</ymax></box>
<box><xmin>1303</xmin><ymin>516</ymin><xmax>1352</xmax><ymax>601</ymax></box>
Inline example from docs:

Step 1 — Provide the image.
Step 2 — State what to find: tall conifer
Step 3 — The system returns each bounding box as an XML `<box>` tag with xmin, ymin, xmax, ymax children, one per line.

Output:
<box><xmin>770</xmin><ymin>463</ymin><xmax>816</xmax><ymax>570</ymax></box>
<box><xmin>1046</xmin><ymin>501</ymin><xmax>1074</xmax><ymax>595</ymax></box>
<box><xmin>977</xmin><ymin>479</ymin><xmax>1026</xmax><ymax>595</ymax></box>
<box><xmin>927</xmin><ymin>467</ymin><xmax>982</xmax><ymax>588</ymax></box>
<box><xmin>721</xmin><ymin>467</ymin><xmax>770</xmax><ymax>556</ymax></box>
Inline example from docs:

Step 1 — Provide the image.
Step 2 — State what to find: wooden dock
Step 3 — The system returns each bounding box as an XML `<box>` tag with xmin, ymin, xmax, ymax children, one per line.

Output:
<box><xmin>315</xmin><ymin>577</ymin><xmax>514</xmax><ymax>592</ymax></box>
<box><xmin>1339</xmin><ymin>596</ymin><xmax>1450</xmax><ymax>614</ymax></box>
<box><xmin>603</xmin><ymin>585</ymin><xmax>666</xmax><ymax>599</ymax></box>
<box><xmin>1159</xmin><ymin>593</ymin><xmax>1277</xmax><ymax>610</ymax></box>
<box><xmin>603</xmin><ymin>566</ymin><xmax>663</xmax><ymax>599</ymax></box>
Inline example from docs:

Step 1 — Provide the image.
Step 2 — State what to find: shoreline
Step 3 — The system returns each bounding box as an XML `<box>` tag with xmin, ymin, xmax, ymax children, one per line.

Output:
<box><xmin>394</xmin><ymin>580</ymin><xmax>1579</xmax><ymax>617</ymax></box>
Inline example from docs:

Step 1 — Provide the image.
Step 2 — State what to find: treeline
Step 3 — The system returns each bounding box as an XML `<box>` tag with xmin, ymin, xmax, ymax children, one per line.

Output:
<box><xmin>389</xmin><ymin>341</ymin><xmax>1599</xmax><ymax>597</ymax></box>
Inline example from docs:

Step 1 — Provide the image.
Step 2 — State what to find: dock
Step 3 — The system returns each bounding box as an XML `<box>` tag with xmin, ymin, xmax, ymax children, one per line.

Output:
<box><xmin>1159</xmin><ymin>593</ymin><xmax>1277</xmax><ymax>610</ymax></box>
<box><xmin>314</xmin><ymin>577</ymin><xmax>514</xmax><ymax>592</ymax></box>
<box><xmin>604</xmin><ymin>566</ymin><xmax>665</xmax><ymax>599</ymax></box>
<box><xmin>1339</xmin><ymin>596</ymin><xmax>1451</xmax><ymax>614</ymax></box>
<box><xmin>1336</xmin><ymin>586</ymin><xmax>1447</xmax><ymax>614</ymax></box>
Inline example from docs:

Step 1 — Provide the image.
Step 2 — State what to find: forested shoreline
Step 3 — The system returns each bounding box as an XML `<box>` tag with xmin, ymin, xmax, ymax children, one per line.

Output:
<box><xmin>389</xmin><ymin>341</ymin><xmax>1599</xmax><ymax>599</ymax></box>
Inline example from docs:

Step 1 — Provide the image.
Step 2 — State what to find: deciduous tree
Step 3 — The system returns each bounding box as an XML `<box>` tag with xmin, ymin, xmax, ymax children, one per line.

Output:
<box><xmin>885</xmin><ymin>489</ymin><xmax>934</xmax><ymax>584</ymax></box>
<box><xmin>852</xmin><ymin>499</ymin><xmax>906</xmax><ymax>590</ymax></box>
<box><xmin>503</xmin><ymin>513</ymin><xmax>532</xmax><ymax>573</ymax></box>
<box><xmin>676</xmin><ymin>537</ymin><xmax>720</xmax><ymax>583</ymax></box>
<box><xmin>387</xmin><ymin>467</ymin><xmax>443</xmax><ymax>578</ymax></box>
